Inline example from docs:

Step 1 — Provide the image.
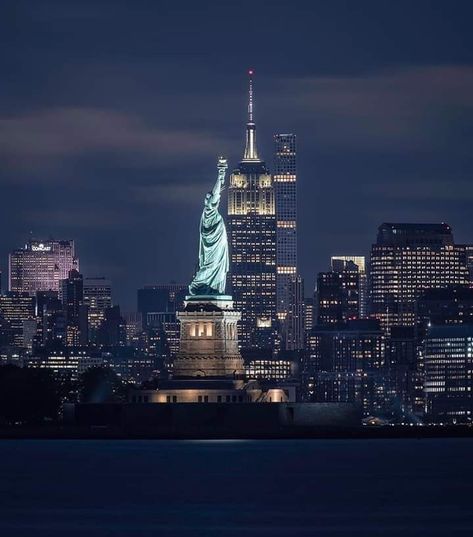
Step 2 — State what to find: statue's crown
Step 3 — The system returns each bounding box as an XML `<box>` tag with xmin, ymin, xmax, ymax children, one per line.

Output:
<box><xmin>218</xmin><ymin>156</ymin><xmax>228</xmax><ymax>169</ymax></box>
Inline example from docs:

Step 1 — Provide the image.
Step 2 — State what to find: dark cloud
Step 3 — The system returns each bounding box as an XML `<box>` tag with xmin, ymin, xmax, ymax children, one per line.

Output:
<box><xmin>267</xmin><ymin>65</ymin><xmax>473</xmax><ymax>153</ymax></box>
<box><xmin>0</xmin><ymin>107</ymin><xmax>234</xmax><ymax>174</ymax></box>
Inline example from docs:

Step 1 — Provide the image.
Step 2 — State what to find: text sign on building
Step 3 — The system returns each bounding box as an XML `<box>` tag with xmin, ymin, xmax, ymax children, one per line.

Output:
<box><xmin>31</xmin><ymin>243</ymin><xmax>52</xmax><ymax>252</ymax></box>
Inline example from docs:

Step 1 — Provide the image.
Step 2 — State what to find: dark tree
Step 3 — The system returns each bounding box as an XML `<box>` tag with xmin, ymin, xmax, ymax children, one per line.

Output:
<box><xmin>0</xmin><ymin>365</ymin><xmax>60</xmax><ymax>425</ymax></box>
<box><xmin>79</xmin><ymin>366</ymin><xmax>128</xmax><ymax>403</ymax></box>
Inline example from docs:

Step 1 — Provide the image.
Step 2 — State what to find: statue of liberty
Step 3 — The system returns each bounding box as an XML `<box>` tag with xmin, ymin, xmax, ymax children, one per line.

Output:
<box><xmin>189</xmin><ymin>157</ymin><xmax>229</xmax><ymax>296</ymax></box>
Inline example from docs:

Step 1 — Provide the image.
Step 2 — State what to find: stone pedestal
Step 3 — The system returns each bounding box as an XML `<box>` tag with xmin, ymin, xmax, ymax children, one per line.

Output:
<box><xmin>172</xmin><ymin>295</ymin><xmax>245</xmax><ymax>378</ymax></box>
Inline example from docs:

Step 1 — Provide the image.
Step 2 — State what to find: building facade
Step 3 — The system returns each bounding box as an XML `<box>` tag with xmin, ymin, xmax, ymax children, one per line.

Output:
<box><xmin>137</xmin><ymin>284</ymin><xmax>186</xmax><ymax>328</ymax></box>
<box><xmin>304</xmin><ymin>320</ymin><xmax>386</xmax><ymax>415</ymax></box>
<box><xmin>331</xmin><ymin>256</ymin><xmax>367</xmax><ymax>318</ymax></box>
<box><xmin>273</xmin><ymin>134</ymin><xmax>297</xmax><ymax>324</ymax></box>
<box><xmin>316</xmin><ymin>272</ymin><xmax>346</xmax><ymax>325</ymax></box>
<box><xmin>83</xmin><ymin>277</ymin><xmax>112</xmax><ymax>341</ymax></box>
<box><xmin>0</xmin><ymin>292</ymin><xmax>36</xmax><ymax>347</ymax></box>
<box><xmin>416</xmin><ymin>286</ymin><xmax>473</xmax><ymax>339</ymax></box>
<box><xmin>423</xmin><ymin>324</ymin><xmax>473</xmax><ymax>423</ymax></box>
<box><xmin>9</xmin><ymin>239</ymin><xmax>78</xmax><ymax>295</ymax></box>
<box><xmin>61</xmin><ymin>269</ymin><xmax>88</xmax><ymax>346</ymax></box>
<box><xmin>284</xmin><ymin>275</ymin><xmax>305</xmax><ymax>350</ymax></box>
<box><xmin>228</xmin><ymin>72</ymin><xmax>277</xmax><ymax>349</ymax></box>
<box><xmin>136</xmin><ymin>284</ymin><xmax>186</xmax><ymax>369</ymax></box>
<box><xmin>369</xmin><ymin>223</ymin><xmax>470</xmax><ymax>333</ymax></box>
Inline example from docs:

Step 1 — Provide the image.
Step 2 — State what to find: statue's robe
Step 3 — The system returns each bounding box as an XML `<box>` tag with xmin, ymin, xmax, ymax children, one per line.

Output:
<box><xmin>189</xmin><ymin>186</ymin><xmax>229</xmax><ymax>296</ymax></box>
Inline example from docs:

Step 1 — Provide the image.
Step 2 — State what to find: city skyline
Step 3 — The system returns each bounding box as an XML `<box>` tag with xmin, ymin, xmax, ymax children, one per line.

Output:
<box><xmin>2</xmin><ymin>1</ymin><xmax>473</xmax><ymax>308</ymax></box>
<box><xmin>2</xmin><ymin>3</ymin><xmax>473</xmax><ymax>535</ymax></box>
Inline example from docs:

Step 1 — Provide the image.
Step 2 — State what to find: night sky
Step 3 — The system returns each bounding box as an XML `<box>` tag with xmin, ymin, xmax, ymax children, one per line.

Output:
<box><xmin>1</xmin><ymin>0</ymin><xmax>473</xmax><ymax>310</ymax></box>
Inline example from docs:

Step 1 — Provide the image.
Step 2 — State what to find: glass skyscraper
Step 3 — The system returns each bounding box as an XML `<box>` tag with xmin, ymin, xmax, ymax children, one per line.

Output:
<box><xmin>273</xmin><ymin>134</ymin><xmax>297</xmax><ymax>322</ymax></box>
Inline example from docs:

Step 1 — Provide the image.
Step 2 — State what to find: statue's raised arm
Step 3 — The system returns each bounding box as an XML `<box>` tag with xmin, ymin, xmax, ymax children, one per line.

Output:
<box><xmin>188</xmin><ymin>157</ymin><xmax>230</xmax><ymax>297</ymax></box>
<box><xmin>206</xmin><ymin>157</ymin><xmax>227</xmax><ymax>207</ymax></box>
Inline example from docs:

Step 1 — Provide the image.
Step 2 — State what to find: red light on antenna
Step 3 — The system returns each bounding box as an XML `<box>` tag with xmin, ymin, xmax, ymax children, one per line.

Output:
<box><xmin>248</xmin><ymin>69</ymin><xmax>254</xmax><ymax>76</ymax></box>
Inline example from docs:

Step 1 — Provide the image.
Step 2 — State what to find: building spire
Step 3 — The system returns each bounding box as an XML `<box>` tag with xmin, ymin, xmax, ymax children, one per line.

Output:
<box><xmin>243</xmin><ymin>69</ymin><xmax>260</xmax><ymax>161</ymax></box>
<box><xmin>248</xmin><ymin>69</ymin><xmax>254</xmax><ymax>123</ymax></box>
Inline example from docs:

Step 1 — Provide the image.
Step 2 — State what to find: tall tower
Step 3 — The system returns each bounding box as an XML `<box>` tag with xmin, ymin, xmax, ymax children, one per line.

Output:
<box><xmin>228</xmin><ymin>71</ymin><xmax>277</xmax><ymax>350</ymax></box>
<box><xmin>273</xmin><ymin>134</ymin><xmax>297</xmax><ymax>320</ymax></box>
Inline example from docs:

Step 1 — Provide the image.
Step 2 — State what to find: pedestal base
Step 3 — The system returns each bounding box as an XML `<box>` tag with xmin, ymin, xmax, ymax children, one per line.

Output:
<box><xmin>172</xmin><ymin>297</ymin><xmax>244</xmax><ymax>378</ymax></box>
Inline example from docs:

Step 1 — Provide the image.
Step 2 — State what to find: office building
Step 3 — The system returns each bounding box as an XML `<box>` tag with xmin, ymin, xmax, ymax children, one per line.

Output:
<box><xmin>331</xmin><ymin>256</ymin><xmax>367</xmax><ymax>318</ymax></box>
<box><xmin>83</xmin><ymin>277</ymin><xmax>112</xmax><ymax>341</ymax></box>
<box><xmin>245</xmin><ymin>348</ymin><xmax>296</xmax><ymax>382</ymax></box>
<box><xmin>423</xmin><ymin>324</ymin><xmax>473</xmax><ymax>423</ymax></box>
<box><xmin>123</xmin><ymin>312</ymin><xmax>143</xmax><ymax>344</ymax></box>
<box><xmin>9</xmin><ymin>239</ymin><xmax>78</xmax><ymax>295</ymax></box>
<box><xmin>25</xmin><ymin>347</ymin><xmax>103</xmax><ymax>382</ymax></box>
<box><xmin>315</xmin><ymin>272</ymin><xmax>346</xmax><ymax>325</ymax></box>
<box><xmin>369</xmin><ymin>223</ymin><xmax>470</xmax><ymax>332</ymax></box>
<box><xmin>96</xmin><ymin>306</ymin><xmax>127</xmax><ymax>347</ymax></box>
<box><xmin>41</xmin><ymin>295</ymin><xmax>67</xmax><ymax>347</ymax></box>
<box><xmin>416</xmin><ymin>286</ymin><xmax>473</xmax><ymax>339</ymax></box>
<box><xmin>228</xmin><ymin>71</ymin><xmax>277</xmax><ymax>349</ymax></box>
<box><xmin>303</xmin><ymin>296</ymin><xmax>315</xmax><ymax>332</ymax></box>
<box><xmin>304</xmin><ymin>319</ymin><xmax>386</xmax><ymax>415</ymax></box>
<box><xmin>464</xmin><ymin>245</ymin><xmax>473</xmax><ymax>281</ymax></box>
<box><xmin>137</xmin><ymin>284</ymin><xmax>186</xmax><ymax>366</ymax></box>
<box><xmin>61</xmin><ymin>269</ymin><xmax>88</xmax><ymax>346</ymax></box>
<box><xmin>0</xmin><ymin>292</ymin><xmax>36</xmax><ymax>347</ymax></box>
<box><xmin>137</xmin><ymin>284</ymin><xmax>186</xmax><ymax>328</ymax></box>
<box><xmin>283</xmin><ymin>275</ymin><xmax>305</xmax><ymax>351</ymax></box>
<box><xmin>316</xmin><ymin>257</ymin><xmax>366</xmax><ymax>327</ymax></box>
<box><xmin>273</xmin><ymin>134</ymin><xmax>297</xmax><ymax>325</ymax></box>
<box><xmin>102</xmin><ymin>347</ymin><xmax>155</xmax><ymax>384</ymax></box>
<box><xmin>384</xmin><ymin>326</ymin><xmax>420</xmax><ymax>418</ymax></box>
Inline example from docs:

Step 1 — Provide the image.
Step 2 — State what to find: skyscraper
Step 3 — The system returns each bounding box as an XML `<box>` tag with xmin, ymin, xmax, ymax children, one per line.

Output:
<box><xmin>284</xmin><ymin>275</ymin><xmax>305</xmax><ymax>351</ymax></box>
<box><xmin>0</xmin><ymin>292</ymin><xmax>35</xmax><ymax>347</ymax></box>
<box><xmin>61</xmin><ymin>269</ymin><xmax>88</xmax><ymax>346</ymax></box>
<box><xmin>331</xmin><ymin>256</ymin><xmax>367</xmax><ymax>318</ymax></box>
<box><xmin>228</xmin><ymin>71</ymin><xmax>276</xmax><ymax>350</ymax></box>
<box><xmin>83</xmin><ymin>277</ymin><xmax>112</xmax><ymax>340</ymax></box>
<box><xmin>423</xmin><ymin>324</ymin><xmax>473</xmax><ymax>423</ymax></box>
<box><xmin>315</xmin><ymin>271</ymin><xmax>346</xmax><ymax>325</ymax></box>
<box><xmin>9</xmin><ymin>239</ymin><xmax>78</xmax><ymax>295</ymax></box>
<box><xmin>303</xmin><ymin>319</ymin><xmax>386</xmax><ymax>415</ymax></box>
<box><xmin>136</xmin><ymin>283</ymin><xmax>187</xmax><ymax>368</ymax></box>
<box><xmin>274</xmin><ymin>134</ymin><xmax>297</xmax><ymax>321</ymax></box>
<box><xmin>369</xmin><ymin>223</ymin><xmax>470</xmax><ymax>332</ymax></box>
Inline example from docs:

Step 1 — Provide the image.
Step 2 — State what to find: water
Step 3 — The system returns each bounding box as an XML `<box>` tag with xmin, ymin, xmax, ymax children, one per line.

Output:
<box><xmin>0</xmin><ymin>438</ymin><xmax>472</xmax><ymax>536</ymax></box>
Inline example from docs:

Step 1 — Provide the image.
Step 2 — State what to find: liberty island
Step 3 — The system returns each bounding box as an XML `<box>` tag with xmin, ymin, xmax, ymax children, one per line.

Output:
<box><xmin>59</xmin><ymin>72</ymin><xmax>358</xmax><ymax>432</ymax></box>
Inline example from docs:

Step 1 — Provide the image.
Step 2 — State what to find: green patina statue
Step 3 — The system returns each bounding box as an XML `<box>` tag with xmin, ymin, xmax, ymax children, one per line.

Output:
<box><xmin>189</xmin><ymin>157</ymin><xmax>229</xmax><ymax>296</ymax></box>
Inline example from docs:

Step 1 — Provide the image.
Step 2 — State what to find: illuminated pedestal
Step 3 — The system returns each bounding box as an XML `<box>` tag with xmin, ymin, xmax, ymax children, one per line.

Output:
<box><xmin>172</xmin><ymin>296</ymin><xmax>245</xmax><ymax>378</ymax></box>
<box><xmin>131</xmin><ymin>296</ymin><xmax>294</xmax><ymax>403</ymax></box>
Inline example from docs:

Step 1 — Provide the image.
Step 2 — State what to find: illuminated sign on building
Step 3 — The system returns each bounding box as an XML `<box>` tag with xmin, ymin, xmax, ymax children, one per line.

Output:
<box><xmin>31</xmin><ymin>243</ymin><xmax>52</xmax><ymax>252</ymax></box>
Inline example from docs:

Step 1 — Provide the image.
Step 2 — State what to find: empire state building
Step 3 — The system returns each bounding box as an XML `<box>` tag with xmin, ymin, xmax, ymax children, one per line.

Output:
<box><xmin>227</xmin><ymin>71</ymin><xmax>277</xmax><ymax>350</ymax></box>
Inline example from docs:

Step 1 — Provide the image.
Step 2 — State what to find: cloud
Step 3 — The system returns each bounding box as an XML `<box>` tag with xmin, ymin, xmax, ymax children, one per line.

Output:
<box><xmin>0</xmin><ymin>107</ymin><xmax>230</xmax><ymax>175</ymax></box>
<box><xmin>3</xmin><ymin>64</ymin><xmax>472</xmax><ymax>182</ymax></box>
<box><xmin>273</xmin><ymin>65</ymin><xmax>473</xmax><ymax>153</ymax></box>
<box><xmin>132</xmin><ymin>182</ymin><xmax>210</xmax><ymax>205</ymax></box>
<box><xmin>24</xmin><ymin>207</ymin><xmax>131</xmax><ymax>230</ymax></box>
<box><xmin>368</xmin><ymin>177</ymin><xmax>473</xmax><ymax>202</ymax></box>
